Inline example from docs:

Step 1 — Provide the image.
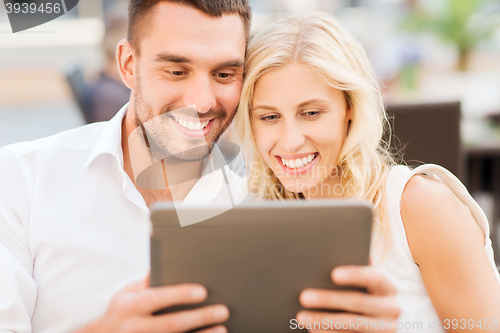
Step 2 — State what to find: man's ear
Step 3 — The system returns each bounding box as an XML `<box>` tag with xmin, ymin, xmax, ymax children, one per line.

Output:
<box><xmin>116</xmin><ymin>39</ymin><xmax>136</xmax><ymax>90</ymax></box>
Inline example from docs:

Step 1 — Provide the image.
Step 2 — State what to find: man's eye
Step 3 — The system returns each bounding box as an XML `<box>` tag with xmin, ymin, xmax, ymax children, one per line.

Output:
<box><xmin>170</xmin><ymin>71</ymin><xmax>186</xmax><ymax>76</ymax></box>
<box><xmin>215</xmin><ymin>73</ymin><xmax>233</xmax><ymax>79</ymax></box>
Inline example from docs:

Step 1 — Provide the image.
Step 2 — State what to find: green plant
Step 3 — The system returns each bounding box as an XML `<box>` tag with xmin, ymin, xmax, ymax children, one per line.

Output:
<box><xmin>404</xmin><ymin>0</ymin><xmax>499</xmax><ymax>70</ymax></box>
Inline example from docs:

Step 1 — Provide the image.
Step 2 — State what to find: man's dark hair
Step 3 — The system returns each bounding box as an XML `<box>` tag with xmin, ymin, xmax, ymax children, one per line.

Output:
<box><xmin>127</xmin><ymin>0</ymin><xmax>252</xmax><ymax>54</ymax></box>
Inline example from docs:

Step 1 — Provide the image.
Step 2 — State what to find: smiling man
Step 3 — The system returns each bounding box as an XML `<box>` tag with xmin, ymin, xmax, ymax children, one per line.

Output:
<box><xmin>0</xmin><ymin>1</ymin><xmax>400</xmax><ymax>333</ymax></box>
<box><xmin>0</xmin><ymin>1</ymin><xmax>250</xmax><ymax>333</ymax></box>
<box><xmin>119</xmin><ymin>1</ymin><xmax>249</xmax><ymax>207</ymax></box>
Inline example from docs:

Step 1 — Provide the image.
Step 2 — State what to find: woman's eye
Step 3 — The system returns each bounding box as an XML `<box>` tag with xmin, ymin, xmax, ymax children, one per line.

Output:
<box><xmin>303</xmin><ymin>110</ymin><xmax>321</xmax><ymax>117</ymax></box>
<box><xmin>261</xmin><ymin>115</ymin><xmax>279</xmax><ymax>121</ymax></box>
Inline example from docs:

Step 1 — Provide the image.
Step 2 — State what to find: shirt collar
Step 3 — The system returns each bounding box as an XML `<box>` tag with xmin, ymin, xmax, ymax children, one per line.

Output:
<box><xmin>84</xmin><ymin>103</ymin><xmax>129</xmax><ymax>169</ymax></box>
<box><xmin>200</xmin><ymin>144</ymin><xmax>225</xmax><ymax>177</ymax></box>
<box><xmin>178</xmin><ymin>143</ymin><xmax>248</xmax><ymax>217</ymax></box>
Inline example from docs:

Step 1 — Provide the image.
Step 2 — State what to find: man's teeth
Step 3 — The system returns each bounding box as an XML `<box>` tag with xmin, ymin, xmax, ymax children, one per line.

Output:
<box><xmin>281</xmin><ymin>154</ymin><xmax>317</xmax><ymax>169</ymax></box>
<box><xmin>173</xmin><ymin>117</ymin><xmax>210</xmax><ymax>131</ymax></box>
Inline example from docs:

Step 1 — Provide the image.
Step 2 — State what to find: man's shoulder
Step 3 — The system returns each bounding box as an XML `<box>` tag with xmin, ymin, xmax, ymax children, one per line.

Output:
<box><xmin>1</xmin><ymin>122</ymin><xmax>106</xmax><ymax>160</ymax></box>
<box><xmin>0</xmin><ymin>122</ymin><xmax>110</xmax><ymax>179</ymax></box>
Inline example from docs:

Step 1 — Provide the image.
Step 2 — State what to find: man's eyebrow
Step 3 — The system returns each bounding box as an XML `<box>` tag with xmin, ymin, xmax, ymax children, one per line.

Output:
<box><xmin>154</xmin><ymin>53</ymin><xmax>192</xmax><ymax>64</ymax></box>
<box><xmin>216</xmin><ymin>59</ymin><xmax>244</xmax><ymax>69</ymax></box>
<box><xmin>153</xmin><ymin>53</ymin><xmax>244</xmax><ymax>69</ymax></box>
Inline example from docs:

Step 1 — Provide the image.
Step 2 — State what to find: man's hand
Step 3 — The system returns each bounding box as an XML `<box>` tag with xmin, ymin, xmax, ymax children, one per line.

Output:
<box><xmin>75</xmin><ymin>275</ymin><xmax>229</xmax><ymax>333</ymax></box>
<box><xmin>296</xmin><ymin>266</ymin><xmax>400</xmax><ymax>332</ymax></box>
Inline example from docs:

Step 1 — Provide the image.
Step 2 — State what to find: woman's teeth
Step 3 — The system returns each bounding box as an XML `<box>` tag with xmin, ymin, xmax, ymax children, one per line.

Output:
<box><xmin>173</xmin><ymin>116</ymin><xmax>210</xmax><ymax>131</ymax></box>
<box><xmin>281</xmin><ymin>153</ymin><xmax>317</xmax><ymax>169</ymax></box>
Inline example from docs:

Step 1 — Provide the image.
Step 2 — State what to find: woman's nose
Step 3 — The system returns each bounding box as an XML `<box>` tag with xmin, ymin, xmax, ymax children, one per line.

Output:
<box><xmin>279</xmin><ymin>120</ymin><xmax>306</xmax><ymax>153</ymax></box>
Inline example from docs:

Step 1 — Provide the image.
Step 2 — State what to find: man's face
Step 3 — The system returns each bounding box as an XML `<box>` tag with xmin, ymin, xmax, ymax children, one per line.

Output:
<box><xmin>132</xmin><ymin>2</ymin><xmax>246</xmax><ymax>161</ymax></box>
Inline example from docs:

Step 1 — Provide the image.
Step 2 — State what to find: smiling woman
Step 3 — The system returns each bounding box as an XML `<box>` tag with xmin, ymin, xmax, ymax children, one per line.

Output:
<box><xmin>236</xmin><ymin>11</ymin><xmax>389</xmax><ymax>210</ymax></box>
<box><xmin>251</xmin><ymin>62</ymin><xmax>351</xmax><ymax>197</ymax></box>
<box><xmin>235</xmin><ymin>11</ymin><xmax>500</xmax><ymax>333</ymax></box>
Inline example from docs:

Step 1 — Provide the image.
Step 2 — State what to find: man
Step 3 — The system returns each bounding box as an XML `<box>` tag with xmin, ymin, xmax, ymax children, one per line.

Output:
<box><xmin>0</xmin><ymin>1</ymin><xmax>399</xmax><ymax>332</ymax></box>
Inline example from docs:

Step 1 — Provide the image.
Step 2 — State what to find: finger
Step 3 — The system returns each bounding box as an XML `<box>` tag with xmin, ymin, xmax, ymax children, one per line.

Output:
<box><xmin>299</xmin><ymin>289</ymin><xmax>400</xmax><ymax>318</ymax></box>
<box><xmin>135</xmin><ymin>283</ymin><xmax>208</xmax><ymax>313</ymax></box>
<box><xmin>195</xmin><ymin>324</ymin><xmax>227</xmax><ymax>333</ymax></box>
<box><xmin>296</xmin><ymin>311</ymin><xmax>397</xmax><ymax>333</ymax></box>
<box><xmin>331</xmin><ymin>266</ymin><xmax>397</xmax><ymax>296</ymax></box>
<box><xmin>124</xmin><ymin>274</ymin><xmax>150</xmax><ymax>292</ymax></box>
<box><xmin>147</xmin><ymin>304</ymin><xmax>229</xmax><ymax>333</ymax></box>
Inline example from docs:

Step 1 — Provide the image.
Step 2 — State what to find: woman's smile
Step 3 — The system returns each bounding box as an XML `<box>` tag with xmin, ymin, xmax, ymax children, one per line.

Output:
<box><xmin>276</xmin><ymin>153</ymin><xmax>319</xmax><ymax>175</ymax></box>
<box><xmin>251</xmin><ymin>62</ymin><xmax>351</xmax><ymax>197</ymax></box>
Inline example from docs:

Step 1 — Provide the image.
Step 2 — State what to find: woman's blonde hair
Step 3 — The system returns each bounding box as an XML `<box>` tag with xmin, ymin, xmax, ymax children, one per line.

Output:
<box><xmin>234</xmin><ymin>12</ymin><xmax>396</xmax><ymax>255</ymax></box>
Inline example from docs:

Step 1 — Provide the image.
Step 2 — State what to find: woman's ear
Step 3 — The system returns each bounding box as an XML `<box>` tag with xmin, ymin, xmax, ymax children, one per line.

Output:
<box><xmin>343</xmin><ymin>92</ymin><xmax>353</xmax><ymax>132</ymax></box>
<box><xmin>346</xmin><ymin>107</ymin><xmax>353</xmax><ymax>133</ymax></box>
<box><xmin>116</xmin><ymin>39</ymin><xmax>136</xmax><ymax>90</ymax></box>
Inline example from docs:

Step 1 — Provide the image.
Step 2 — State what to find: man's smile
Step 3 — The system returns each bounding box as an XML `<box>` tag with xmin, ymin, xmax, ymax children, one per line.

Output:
<box><xmin>170</xmin><ymin>115</ymin><xmax>216</xmax><ymax>139</ymax></box>
<box><xmin>171</xmin><ymin>115</ymin><xmax>213</xmax><ymax>131</ymax></box>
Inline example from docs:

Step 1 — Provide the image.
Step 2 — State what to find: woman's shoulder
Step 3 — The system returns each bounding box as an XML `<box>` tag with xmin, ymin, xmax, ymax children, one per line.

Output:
<box><xmin>397</xmin><ymin>166</ymin><xmax>485</xmax><ymax>265</ymax></box>
<box><xmin>394</xmin><ymin>163</ymin><xmax>479</xmax><ymax>233</ymax></box>
<box><xmin>401</xmin><ymin>171</ymin><xmax>457</xmax><ymax>213</ymax></box>
<box><xmin>386</xmin><ymin>164</ymin><xmax>466</xmax><ymax>207</ymax></box>
<box><xmin>392</xmin><ymin>164</ymin><xmax>476</xmax><ymax>228</ymax></box>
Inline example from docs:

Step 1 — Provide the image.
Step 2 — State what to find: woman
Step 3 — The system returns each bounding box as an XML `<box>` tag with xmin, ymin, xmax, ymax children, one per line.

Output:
<box><xmin>235</xmin><ymin>12</ymin><xmax>500</xmax><ymax>332</ymax></box>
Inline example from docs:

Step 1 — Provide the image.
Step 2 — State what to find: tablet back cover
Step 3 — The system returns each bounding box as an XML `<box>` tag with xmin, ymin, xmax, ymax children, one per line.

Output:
<box><xmin>150</xmin><ymin>200</ymin><xmax>372</xmax><ymax>332</ymax></box>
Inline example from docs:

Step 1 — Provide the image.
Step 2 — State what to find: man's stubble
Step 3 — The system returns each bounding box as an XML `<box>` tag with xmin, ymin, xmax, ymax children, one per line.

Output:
<box><xmin>131</xmin><ymin>70</ymin><xmax>236</xmax><ymax>163</ymax></box>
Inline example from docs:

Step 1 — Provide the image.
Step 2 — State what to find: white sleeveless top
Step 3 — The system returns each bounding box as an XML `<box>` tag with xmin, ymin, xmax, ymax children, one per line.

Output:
<box><xmin>371</xmin><ymin>164</ymin><xmax>500</xmax><ymax>333</ymax></box>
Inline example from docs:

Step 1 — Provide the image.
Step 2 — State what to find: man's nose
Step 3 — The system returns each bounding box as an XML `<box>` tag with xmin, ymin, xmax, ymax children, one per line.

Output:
<box><xmin>279</xmin><ymin>120</ymin><xmax>306</xmax><ymax>153</ymax></box>
<box><xmin>183</xmin><ymin>74</ymin><xmax>217</xmax><ymax>114</ymax></box>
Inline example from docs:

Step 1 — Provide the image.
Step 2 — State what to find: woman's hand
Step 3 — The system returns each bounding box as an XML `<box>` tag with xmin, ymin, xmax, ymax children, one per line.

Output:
<box><xmin>296</xmin><ymin>265</ymin><xmax>400</xmax><ymax>332</ymax></box>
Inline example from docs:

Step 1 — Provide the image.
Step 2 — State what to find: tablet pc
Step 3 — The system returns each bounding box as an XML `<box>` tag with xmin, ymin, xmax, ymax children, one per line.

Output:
<box><xmin>150</xmin><ymin>199</ymin><xmax>372</xmax><ymax>333</ymax></box>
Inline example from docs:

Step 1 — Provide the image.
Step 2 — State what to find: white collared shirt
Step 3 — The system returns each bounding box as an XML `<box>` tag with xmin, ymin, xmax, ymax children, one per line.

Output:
<box><xmin>0</xmin><ymin>104</ymin><xmax>247</xmax><ymax>333</ymax></box>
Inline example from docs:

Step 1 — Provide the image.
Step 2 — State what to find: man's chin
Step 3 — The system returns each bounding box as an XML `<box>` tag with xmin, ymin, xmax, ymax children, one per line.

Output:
<box><xmin>145</xmin><ymin>116</ymin><xmax>231</xmax><ymax>163</ymax></box>
<box><xmin>167</xmin><ymin>125</ymin><xmax>227</xmax><ymax>162</ymax></box>
<box><xmin>167</xmin><ymin>144</ymin><xmax>212</xmax><ymax>163</ymax></box>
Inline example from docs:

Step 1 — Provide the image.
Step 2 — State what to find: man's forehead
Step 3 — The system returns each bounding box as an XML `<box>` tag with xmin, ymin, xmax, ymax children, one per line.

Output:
<box><xmin>140</xmin><ymin>2</ymin><xmax>246</xmax><ymax>60</ymax></box>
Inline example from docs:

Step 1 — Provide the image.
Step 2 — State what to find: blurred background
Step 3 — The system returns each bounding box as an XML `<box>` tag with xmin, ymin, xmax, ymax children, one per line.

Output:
<box><xmin>1</xmin><ymin>0</ymin><xmax>500</xmax><ymax>263</ymax></box>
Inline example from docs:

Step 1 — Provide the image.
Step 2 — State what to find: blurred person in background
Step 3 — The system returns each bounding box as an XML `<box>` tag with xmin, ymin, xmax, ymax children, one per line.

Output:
<box><xmin>86</xmin><ymin>1</ymin><xmax>131</xmax><ymax>122</ymax></box>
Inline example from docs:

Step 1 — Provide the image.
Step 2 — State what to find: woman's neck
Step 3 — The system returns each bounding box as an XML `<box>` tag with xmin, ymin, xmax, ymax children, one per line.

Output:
<box><xmin>301</xmin><ymin>173</ymin><xmax>343</xmax><ymax>200</ymax></box>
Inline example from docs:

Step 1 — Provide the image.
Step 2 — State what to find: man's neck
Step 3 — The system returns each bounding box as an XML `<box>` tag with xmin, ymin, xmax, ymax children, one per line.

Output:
<box><xmin>121</xmin><ymin>105</ymin><xmax>204</xmax><ymax>207</ymax></box>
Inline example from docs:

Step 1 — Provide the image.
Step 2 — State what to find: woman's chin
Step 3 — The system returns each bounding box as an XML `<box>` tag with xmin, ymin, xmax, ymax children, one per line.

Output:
<box><xmin>280</xmin><ymin>179</ymin><xmax>322</xmax><ymax>196</ymax></box>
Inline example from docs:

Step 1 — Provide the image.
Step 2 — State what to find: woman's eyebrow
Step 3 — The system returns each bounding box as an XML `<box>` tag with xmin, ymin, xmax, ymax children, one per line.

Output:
<box><xmin>252</xmin><ymin>105</ymin><xmax>278</xmax><ymax>112</ymax></box>
<box><xmin>297</xmin><ymin>99</ymin><xmax>329</xmax><ymax>108</ymax></box>
<box><xmin>253</xmin><ymin>99</ymin><xmax>329</xmax><ymax>112</ymax></box>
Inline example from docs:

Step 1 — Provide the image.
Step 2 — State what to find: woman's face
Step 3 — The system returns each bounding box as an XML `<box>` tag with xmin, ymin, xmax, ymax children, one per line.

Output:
<box><xmin>251</xmin><ymin>62</ymin><xmax>351</xmax><ymax>198</ymax></box>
